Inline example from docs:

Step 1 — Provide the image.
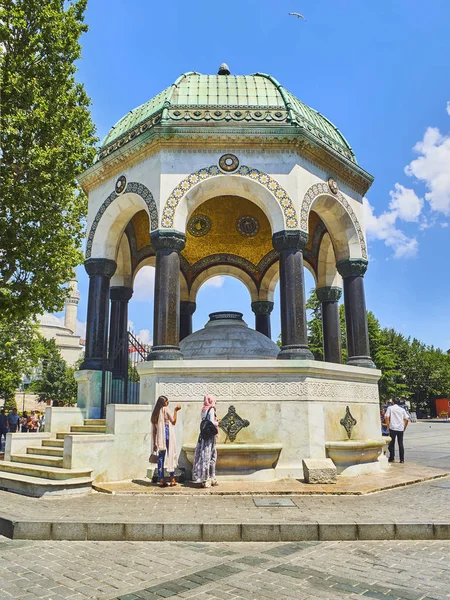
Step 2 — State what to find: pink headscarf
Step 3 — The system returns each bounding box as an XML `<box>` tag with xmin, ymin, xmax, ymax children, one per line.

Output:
<box><xmin>201</xmin><ymin>395</ymin><xmax>216</xmax><ymax>414</ymax></box>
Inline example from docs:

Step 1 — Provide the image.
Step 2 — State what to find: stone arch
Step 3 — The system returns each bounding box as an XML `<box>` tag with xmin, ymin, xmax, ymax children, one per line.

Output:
<box><xmin>259</xmin><ymin>258</ymin><xmax>317</xmax><ymax>303</ymax></box>
<box><xmin>86</xmin><ymin>182</ymin><xmax>158</xmax><ymax>259</ymax></box>
<box><xmin>316</xmin><ymin>232</ymin><xmax>342</xmax><ymax>289</ymax></box>
<box><xmin>132</xmin><ymin>255</ymin><xmax>189</xmax><ymax>302</ymax></box>
<box><xmin>300</xmin><ymin>183</ymin><xmax>367</xmax><ymax>261</ymax></box>
<box><xmin>190</xmin><ymin>265</ymin><xmax>259</xmax><ymax>303</ymax></box>
<box><xmin>161</xmin><ymin>165</ymin><xmax>298</xmax><ymax>233</ymax></box>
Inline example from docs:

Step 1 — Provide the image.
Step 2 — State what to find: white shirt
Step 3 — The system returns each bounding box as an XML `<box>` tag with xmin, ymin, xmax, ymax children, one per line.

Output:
<box><xmin>386</xmin><ymin>405</ymin><xmax>409</xmax><ymax>432</ymax></box>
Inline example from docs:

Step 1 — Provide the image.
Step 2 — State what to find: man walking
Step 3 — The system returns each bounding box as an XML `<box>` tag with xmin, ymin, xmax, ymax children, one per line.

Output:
<box><xmin>385</xmin><ymin>398</ymin><xmax>409</xmax><ymax>463</ymax></box>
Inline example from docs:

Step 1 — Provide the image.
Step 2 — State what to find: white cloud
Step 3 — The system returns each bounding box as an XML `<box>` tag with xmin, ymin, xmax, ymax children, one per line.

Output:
<box><xmin>133</xmin><ymin>266</ymin><xmax>155</xmax><ymax>301</ymax></box>
<box><xmin>76</xmin><ymin>320</ymin><xmax>86</xmax><ymax>338</ymax></box>
<box><xmin>447</xmin><ymin>101</ymin><xmax>450</xmax><ymax>116</ymax></box>
<box><xmin>405</xmin><ymin>125</ymin><xmax>450</xmax><ymax>214</ymax></box>
<box><xmin>388</xmin><ymin>183</ymin><xmax>423</xmax><ymax>222</ymax></box>
<box><xmin>363</xmin><ymin>198</ymin><xmax>418</xmax><ymax>259</ymax></box>
<box><xmin>136</xmin><ymin>328</ymin><xmax>151</xmax><ymax>345</ymax></box>
<box><xmin>203</xmin><ymin>276</ymin><xmax>225</xmax><ymax>288</ymax></box>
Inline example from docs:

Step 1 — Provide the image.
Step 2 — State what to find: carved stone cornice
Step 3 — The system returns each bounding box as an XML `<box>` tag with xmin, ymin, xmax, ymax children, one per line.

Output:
<box><xmin>272</xmin><ymin>230</ymin><xmax>308</xmax><ymax>252</ymax></box>
<box><xmin>336</xmin><ymin>258</ymin><xmax>368</xmax><ymax>278</ymax></box>
<box><xmin>150</xmin><ymin>230</ymin><xmax>186</xmax><ymax>253</ymax></box>
<box><xmin>251</xmin><ymin>301</ymin><xmax>274</xmax><ymax>315</ymax></box>
<box><xmin>316</xmin><ymin>286</ymin><xmax>342</xmax><ymax>303</ymax></box>
<box><xmin>110</xmin><ymin>286</ymin><xmax>133</xmax><ymax>303</ymax></box>
<box><xmin>84</xmin><ymin>258</ymin><xmax>117</xmax><ymax>278</ymax></box>
<box><xmin>180</xmin><ymin>301</ymin><xmax>197</xmax><ymax>316</ymax></box>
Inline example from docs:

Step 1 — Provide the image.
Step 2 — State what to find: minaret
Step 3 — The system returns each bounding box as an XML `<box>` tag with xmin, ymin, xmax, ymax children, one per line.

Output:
<box><xmin>64</xmin><ymin>272</ymin><xmax>80</xmax><ymax>334</ymax></box>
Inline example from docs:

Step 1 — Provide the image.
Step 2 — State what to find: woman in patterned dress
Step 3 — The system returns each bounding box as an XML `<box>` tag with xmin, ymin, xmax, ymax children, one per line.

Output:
<box><xmin>192</xmin><ymin>395</ymin><xmax>220</xmax><ymax>488</ymax></box>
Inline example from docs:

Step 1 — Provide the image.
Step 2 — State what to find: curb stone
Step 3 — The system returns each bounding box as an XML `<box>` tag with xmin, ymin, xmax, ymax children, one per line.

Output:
<box><xmin>1</xmin><ymin>518</ymin><xmax>450</xmax><ymax>541</ymax></box>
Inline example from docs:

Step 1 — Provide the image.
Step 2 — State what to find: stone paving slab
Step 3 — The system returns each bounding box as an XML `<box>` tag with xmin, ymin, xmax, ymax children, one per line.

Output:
<box><xmin>0</xmin><ymin>537</ymin><xmax>450</xmax><ymax>599</ymax></box>
<box><xmin>94</xmin><ymin>463</ymin><xmax>449</xmax><ymax>495</ymax></box>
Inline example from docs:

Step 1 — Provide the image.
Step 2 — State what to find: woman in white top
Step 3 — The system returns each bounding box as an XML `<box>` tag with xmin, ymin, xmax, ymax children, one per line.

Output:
<box><xmin>192</xmin><ymin>395</ymin><xmax>219</xmax><ymax>488</ymax></box>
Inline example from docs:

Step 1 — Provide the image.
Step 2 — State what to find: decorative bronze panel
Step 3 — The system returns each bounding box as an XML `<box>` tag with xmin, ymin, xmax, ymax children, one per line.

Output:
<box><xmin>219</xmin><ymin>405</ymin><xmax>250</xmax><ymax>442</ymax></box>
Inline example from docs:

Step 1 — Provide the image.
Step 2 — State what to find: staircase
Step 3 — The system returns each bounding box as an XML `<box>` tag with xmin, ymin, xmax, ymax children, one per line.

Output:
<box><xmin>0</xmin><ymin>419</ymin><xmax>106</xmax><ymax>497</ymax></box>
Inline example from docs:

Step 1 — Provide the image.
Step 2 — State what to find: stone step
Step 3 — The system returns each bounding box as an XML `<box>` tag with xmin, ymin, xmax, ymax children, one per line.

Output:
<box><xmin>84</xmin><ymin>419</ymin><xmax>106</xmax><ymax>426</ymax></box>
<box><xmin>12</xmin><ymin>453</ymin><xmax>64</xmax><ymax>468</ymax></box>
<box><xmin>27</xmin><ymin>446</ymin><xmax>64</xmax><ymax>457</ymax></box>
<box><xmin>70</xmin><ymin>425</ymin><xmax>106</xmax><ymax>433</ymax></box>
<box><xmin>0</xmin><ymin>461</ymin><xmax>91</xmax><ymax>481</ymax></box>
<box><xmin>0</xmin><ymin>471</ymin><xmax>92</xmax><ymax>498</ymax></box>
<box><xmin>56</xmin><ymin>432</ymin><xmax>103</xmax><ymax>440</ymax></box>
<box><xmin>42</xmin><ymin>440</ymin><xmax>64</xmax><ymax>448</ymax></box>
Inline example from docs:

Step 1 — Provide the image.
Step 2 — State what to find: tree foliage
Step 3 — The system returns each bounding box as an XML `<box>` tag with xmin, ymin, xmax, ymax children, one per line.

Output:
<box><xmin>305</xmin><ymin>289</ymin><xmax>450</xmax><ymax>411</ymax></box>
<box><xmin>0</xmin><ymin>321</ymin><xmax>44</xmax><ymax>409</ymax></box>
<box><xmin>0</xmin><ymin>0</ymin><xmax>97</xmax><ymax>322</ymax></box>
<box><xmin>30</xmin><ymin>338</ymin><xmax>77</xmax><ymax>405</ymax></box>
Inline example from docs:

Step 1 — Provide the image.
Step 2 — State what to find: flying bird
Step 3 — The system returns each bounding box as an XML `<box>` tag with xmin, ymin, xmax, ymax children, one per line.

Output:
<box><xmin>289</xmin><ymin>12</ymin><xmax>306</xmax><ymax>21</ymax></box>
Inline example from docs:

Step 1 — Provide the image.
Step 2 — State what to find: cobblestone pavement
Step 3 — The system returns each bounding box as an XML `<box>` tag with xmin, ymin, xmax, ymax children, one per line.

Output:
<box><xmin>405</xmin><ymin>423</ymin><xmax>450</xmax><ymax>470</ymax></box>
<box><xmin>0</xmin><ymin>537</ymin><xmax>449</xmax><ymax>600</ymax></box>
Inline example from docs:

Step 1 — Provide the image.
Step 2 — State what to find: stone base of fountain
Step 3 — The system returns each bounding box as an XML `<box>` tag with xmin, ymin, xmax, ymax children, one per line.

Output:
<box><xmin>325</xmin><ymin>439</ymin><xmax>387</xmax><ymax>477</ymax></box>
<box><xmin>182</xmin><ymin>442</ymin><xmax>283</xmax><ymax>481</ymax></box>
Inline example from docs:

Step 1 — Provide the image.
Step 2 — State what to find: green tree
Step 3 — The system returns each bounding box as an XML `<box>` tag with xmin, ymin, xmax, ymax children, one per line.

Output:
<box><xmin>31</xmin><ymin>339</ymin><xmax>77</xmax><ymax>405</ymax></box>
<box><xmin>0</xmin><ymin>321</ymin><xmax>44</xmax><ymax>410</ymax></box>
<box><xmin>0</xmin><ymin>0</ymin><xmax>97</xmax><ymax>322</ymax></box>
<box><xmin>306</xmin><ymin>290</ymin><xmax>324</xmax><ymax>360</ymax></box>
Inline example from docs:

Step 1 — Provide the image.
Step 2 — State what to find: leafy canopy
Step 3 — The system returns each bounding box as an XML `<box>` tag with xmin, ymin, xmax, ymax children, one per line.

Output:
<box><xmin>30</xmin><ymin>338</ymin><xmax>77</xmax><ymax>405</ymax></box>
<box><xmin>0</xmin><ymin>0</ymin><xmax>97</xmax><ymax>322</ymax></box>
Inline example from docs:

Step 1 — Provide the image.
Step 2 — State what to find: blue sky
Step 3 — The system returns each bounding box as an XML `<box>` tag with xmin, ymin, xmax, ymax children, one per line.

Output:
<box><xmin>68</xmin><ymin>0</ymin><xmax>450</xmax><ymax>350</ymax></box>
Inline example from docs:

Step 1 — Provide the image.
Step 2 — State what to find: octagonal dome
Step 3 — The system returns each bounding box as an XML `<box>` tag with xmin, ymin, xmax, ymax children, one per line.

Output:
<box><xmin>97</xmin><ymin>68</ymin><xmax>356</xmax><ymax>165</ymax></box>
<box><xmin>180</xmin><ymin>311</ymin><xmax>279</xmax><ymax>360</ymax></box>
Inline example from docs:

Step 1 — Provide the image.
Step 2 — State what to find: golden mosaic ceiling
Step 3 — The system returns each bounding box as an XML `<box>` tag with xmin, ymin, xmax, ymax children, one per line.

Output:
<box><xmin>131</xmin><ymin>210</ymin><xmax>150</xmax><ymax>251</ymax></box>
<box><xmin>182</xmin><ymin>196</ymin><xmax>272</xmax><ymax>266</ymax></box>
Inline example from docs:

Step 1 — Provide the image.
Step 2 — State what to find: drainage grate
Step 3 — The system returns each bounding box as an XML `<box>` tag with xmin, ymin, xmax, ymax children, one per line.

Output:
<box><xmin>253</xmin><ymin>497</ymin><xmax>296</xmax><ymax>507</ymax></box>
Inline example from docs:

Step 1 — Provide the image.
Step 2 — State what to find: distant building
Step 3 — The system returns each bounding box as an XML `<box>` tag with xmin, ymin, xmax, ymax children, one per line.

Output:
<box><xmin>37</xmin><ymin>274</ymin><xmax>84</xmax><ymax>366</ymax></box>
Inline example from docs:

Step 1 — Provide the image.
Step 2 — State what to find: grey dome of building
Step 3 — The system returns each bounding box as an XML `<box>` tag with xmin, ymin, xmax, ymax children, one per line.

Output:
<box><xmin>180</xmin><ymin>312</ymin><xmax>279</xmax><ymax>360</ymax></box>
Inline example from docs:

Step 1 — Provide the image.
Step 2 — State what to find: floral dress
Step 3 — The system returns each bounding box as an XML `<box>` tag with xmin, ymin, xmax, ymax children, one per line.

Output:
<box><xmin>192</xmin><ymin>408</ymin><xmax>218</xmax><ymax>483</ymax></box>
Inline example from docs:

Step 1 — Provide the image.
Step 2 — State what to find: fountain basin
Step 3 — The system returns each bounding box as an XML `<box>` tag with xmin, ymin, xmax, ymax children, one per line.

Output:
<box><xmin>325</xmin><ymin>439</ymin><xmax>387</xmax><ymax>477</ymax></box>
<box><xmin>182</xmin><ymin>442</ymin><xmax>283</xmax><ymax>481</ymax></box>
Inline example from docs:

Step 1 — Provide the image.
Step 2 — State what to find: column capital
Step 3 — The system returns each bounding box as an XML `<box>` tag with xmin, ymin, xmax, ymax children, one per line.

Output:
<box><xmin>84</xmin><ymin>258</ymin><xmax>117</xmax><ymax>278</ymax></box>
<box><xmin>180</xmin><ymin>300</ymin><xmax>196</xmax><ymax>316</ymax></box>
<box><xmin>110</xmin><ymin>286</ymin><xmax>133</xmax><ymax>302</ymax></box>
<box><xmin>150</xmin><ymin>230</ymin><xmax>186</xmax><ymax>253</ymax></box>
<box><xmin>272</xmin><ymin>230</ymin><xmax>308</xmax><ymax>252</ymax></box>
<box><xmin>336</xmin><ymin>258</ymin><xmax>368</xmax><ymax>278</ymax></box>
<box><xmin>251</xmin><ymin>301</ymin><xmax>274</xmax><ymax>315</ymax></box>
<box><xmin>316</xmin><ymin>286</ymin><xmax>342</xmax><ymax>303</ymax></box>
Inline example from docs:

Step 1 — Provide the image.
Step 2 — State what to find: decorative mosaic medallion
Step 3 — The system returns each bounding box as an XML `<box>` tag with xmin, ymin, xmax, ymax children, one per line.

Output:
<box><xmin>237</xmin><ymin>215</ymin><xmax>259</xmax><ymax>237</ymax></box>
<box><xmin>115</xmin><ymin>175</ymin><xmax>127</xmax><ymax>195</ymax></box>
<box><xmin>340</xmin><ymin>406</ymin><xmax>357</xmax><ymax>439</ymax></box>
<box><xmin>219</xmin><ymin>405</ymin><xmax>250</xmax><ymax>442</ymax></box>
<box><xmin>187</xmin><ymin>214</ymin><xmax>211</xmax><ymax>237</ymax></box>
<box><xmin>219</xmin><ymin>153</ymin><xmax>239</xmax><ymax>172</ymax></box>
<box><xmin>328</xmin><ymin>177</ymin><xmax>339</xmax><ymax>195</ymax></box>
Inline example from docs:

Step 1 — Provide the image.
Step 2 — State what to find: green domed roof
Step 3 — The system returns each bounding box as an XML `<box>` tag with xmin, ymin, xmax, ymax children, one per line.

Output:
<box><xmin>98</xmin><ymin>70</ymin><xmax>356</xmax><ymax>164</ymax></box>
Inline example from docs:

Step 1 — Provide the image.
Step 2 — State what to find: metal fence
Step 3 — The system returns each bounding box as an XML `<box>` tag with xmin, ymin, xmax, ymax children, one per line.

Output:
<box><xmin>101</xmin><ymin>331</ymin><xmax>151</xmax><ymax>416</ymax></box>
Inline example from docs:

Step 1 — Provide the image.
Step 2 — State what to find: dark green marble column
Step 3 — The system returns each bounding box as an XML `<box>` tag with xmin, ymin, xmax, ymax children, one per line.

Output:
<box><xmin>109</xmin><ymin>286</ymin><xmax>133</xmax><ymax>378</ymax></box>
<box><xmin>81</xmin><ymin>258</ymin><xmax>117</xmax><ymax>371</ymax></box>
<box><xmin>180</xmin><ymin>301</ymin><xmax>196</xmax><ymax>341</ymax></box>
<box><xmin>337</xmin><ymin>258</ymin><xmax>375</xmax><ymax>368</ymax></box>
<box><xmin>273</xmin><ymin>230</ymin><xmax>314</xmax><ymax>360</ymax></box>
<box><xmin>148</xmin><ymin>231</ymin><xmax>186</xmax><ymax>360</ymax></box>
<box><xmin>251</xmin><ymin>301</ymin><xmax>274</xmax><ymax>339</ymax></box>
<box><xmin>316</xmin><ymin>286</ymin><xmax>342</xmax><ymax>364</ymax></box>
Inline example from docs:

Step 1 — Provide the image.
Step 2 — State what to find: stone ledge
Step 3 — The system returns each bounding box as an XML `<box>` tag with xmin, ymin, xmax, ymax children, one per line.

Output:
<box><xmin>1</xmin><ymin>519</ymin><xmax>450</xmax><ymax>541</ymax></box>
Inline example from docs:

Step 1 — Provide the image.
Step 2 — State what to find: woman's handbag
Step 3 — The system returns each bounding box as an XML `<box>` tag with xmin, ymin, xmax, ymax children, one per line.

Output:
<box><xmin>149</xmin><ymin>452</ymin><xmax>158</xmax><ymax>464</ymax></box>
<box><xmin>200</xmin><ymin>408</ymin><xmax>218</xmax><ymax>440</ymax></box>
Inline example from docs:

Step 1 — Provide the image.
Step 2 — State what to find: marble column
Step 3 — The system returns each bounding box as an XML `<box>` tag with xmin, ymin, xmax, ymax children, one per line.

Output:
<box><xmin>109</xmin><ymin>286</ymin><xmax>133</xmax><ymax>378</ymax></box>
<box><xmin>251</xmin><ymin>301</ymin><xmax>274</xmax><ymax>339</ymax></box>
<box><xmin>316</xmin><ymin>286</ymin><xmax>342</xmax><ymax>364</ymax></box>
<box><xmin>337</xmin><ymin>258</ymin><xmax>375</xmax><ymax>368</ymax></box>
<box><xmin>148</xmin><ymin>231</ymin><xmax>186</xmax><ymax>360</ymax></box>
<box><xmin>180</xmin><ymin>301</ymin><xmax>196</xmax><ymax>341</ymax></box>
<box><xmin>81</xmin><ymin>258</ymin><xmax>117</xmax><ymax>371</ymax></box>
<box><xmin>272</xmin><ymin>230</ymin><xmax>314</xmax><ymax>360</ymax></box>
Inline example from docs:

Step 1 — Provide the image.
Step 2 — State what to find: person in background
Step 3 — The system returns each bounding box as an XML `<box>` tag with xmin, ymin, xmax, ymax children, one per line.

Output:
<box><xmin>0</xmin><ymin>409</ymin><xmax>8</xmax><ymax>450</ymax></box>
<box><xmin>39</xmin><ymin>412</ymin><xmax>46</xmax><ymax>432</ymax></box>
<box><xmin>7</xmin><ymin>408</ymin><xmax>19</xmax><ymax>433</ymax></box>
<box><xmin>20</xmin><ymin>411</ymin><xmax>29</xmax><ymax>433</ymax></box>
<box><xmin>29</xmin><ymin>411</ymin><xmax>38</xmax><ymax>432</ymax></box>
<box><xmin>381</xmin><ymin>408</ymin><xmax>389</xmax><ymax>436</ymax></box>
<box><xmin>151</xmin><ymin>396</ymin><xmax>181</xmax><ymax>487</ymax></box>
<box><xmin>385</xmin><ymin>398</ymin><xmax>409</xmax><ymax>463</ymax></box>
